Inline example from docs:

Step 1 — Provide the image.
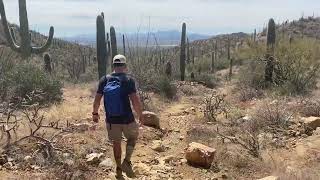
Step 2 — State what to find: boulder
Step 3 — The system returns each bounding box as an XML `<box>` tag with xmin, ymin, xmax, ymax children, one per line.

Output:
<box><xmin>258</xmin><ymin>176</ymin><xmax>279</xmax><ymax>180</ymax></box>
<box><xmin>86</xmin><ymin>153</ymin><xmax>104</xmax><ymax>165</ymax></box>
<box><xmin>301</xmin><ymin>117</ymin><xmax>320</xmax><ymax>130</ymax></box>
<box><xmin>185</xmin><ymin>142</ymin><xmax>216</xmax><ymax>169</ymax></box>
<box><xmin>142</xmin><ymin>111</ymin><xmax>160</xmax><ymax>128</ymax></box>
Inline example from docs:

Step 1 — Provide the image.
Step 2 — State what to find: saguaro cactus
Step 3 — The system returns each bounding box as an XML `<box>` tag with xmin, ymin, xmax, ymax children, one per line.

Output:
<box><xmin>211</xmin><ymin>51</ymin><xmax>215</xmax><ymax>73</ymax></box>
<box><xmin>43</xmin><ymin>53</ymin><xmax>52</xmax><ymax>74</ymax></box>
<box><xmin>96</xmin><ymin>14</ymin><xmax>107</xmax><ymax>79</ymax></box>
<box><xmin>165</xmin><ymin>61</ymin><xmax>172</xmax><ymax>77</ymax></box>
<box><xmin>265</xmin><ymin>18</ymin><xmax>276</xmax><ymax>82</ymax></box>
<box><xmin>253</xmin><ymin>29</ymin><xmax>257</xmax><ymax>42</ymax></box>
<box><xmin>180</xmin><ymin>23</ymin><xmax>186</xmax><ymax>81</ymax></box>
<box><xmin>110</xmin><ymin>26</ymin><xmax>118</xmax><ymax>59</ymax></box>
<box><xmin>0</xmin><ymin>0</ymin><xmax>54</xmax><ymax>59</ymax></box>
<box><xmin>186</xmin><ymin>37</ymin><xmax>190</xmax><ymax>64</ymax></box>
<box><xmin>122</xmin><ymin>34</ymin><xmax>126</xmax><ymax>56</ymax></box>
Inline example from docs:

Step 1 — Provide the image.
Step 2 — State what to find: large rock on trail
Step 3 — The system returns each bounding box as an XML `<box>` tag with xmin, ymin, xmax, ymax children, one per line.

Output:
<box><xmin>258</xmin><ymin>176</ymin><xmax>279</xmax><ymax>180</ymax></box>
<box><xmin>142</xmin><ymin>111</ymin><xmax>160</xmax><ymax>128</ymax></box>
<box><xmin>301</xmin><ymin>116</ymin><xmax>320</xmax><ymax>130</ymax></box>
<box><xmin>185</xmin><ymin>142</ymin><xmax>216</xmax><ymax>169</ymax></box>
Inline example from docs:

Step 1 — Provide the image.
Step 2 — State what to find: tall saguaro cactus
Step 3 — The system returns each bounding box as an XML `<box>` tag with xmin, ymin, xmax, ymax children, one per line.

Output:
<box><xmin>96</xmin><ymin>14</ymin><xmax>107</xmax><ymax>79</ymax></box>
<box><xmin>180</xmin><ymin>23</ymin><xmax>186</xmax><ymax>81</ymax></box>
<box><xmin>122</xmin><ymin>34</ymin><xmax>126</xmax><ymax>56</ymax></box>
<box><xmin>265</xmin><ymin>18</ymin><xmax>276</xmax><ymax>82</ymax></box>
<box><xmin>0</xmin><ymin>0</ymin><xmax>54</xmax><ymax>59</ymax></box>
<box><xmin>110</xmin><ymin>26</ymin><xmax>118</xmax><ymax>59</ymax></box>
<box><xmin>186</xmin><ymin>37</ymin><xmax>190</xmax><ymax>64</ymax></box>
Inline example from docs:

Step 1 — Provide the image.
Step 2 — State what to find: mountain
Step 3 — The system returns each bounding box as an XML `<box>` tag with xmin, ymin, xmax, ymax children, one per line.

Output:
<box><xmin>62</xmin><ymin>30</ymin><xmax>211</xmax><ymax>47</ymax></box>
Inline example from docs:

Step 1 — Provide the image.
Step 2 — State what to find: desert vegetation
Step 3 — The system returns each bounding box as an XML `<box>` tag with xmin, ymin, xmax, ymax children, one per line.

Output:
<box><xmin>0</xmin><ymin>0</ymin><xmax>320</xmax><ymax>180</ymax></box>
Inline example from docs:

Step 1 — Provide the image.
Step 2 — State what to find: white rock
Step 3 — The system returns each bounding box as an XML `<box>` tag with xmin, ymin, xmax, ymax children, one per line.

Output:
<box><xmin>313</xmin><ymin>127</ymin><xmax>320</xmax><ymax>136</ymax></box>
<box><xmin>185</xmin><ymin>142</ymin><xmax>216</xmax><ymax>169</ymax></box>
<box><xmin>86</xmin><ymin>153</ymin><xmax>104</xmax><ymax>165</ymax></box>
<box><xmin>70</xmin><ymin>123</ymin><xmax>91</xmax><ymax>132</ymax></box>
<box><xmin>301</xmin><ymin>117</ymin><xmax>320</xmax><ymax>130</ymax></box>
<box><xmin>99</xmin><ymin>158</ymin><xmax>113</xmax><ymax>169</ymax></box>
<box><xmin>24</xmin><ymin>156</ymin><xmax>33</xmax><ymax>163</ymax></box>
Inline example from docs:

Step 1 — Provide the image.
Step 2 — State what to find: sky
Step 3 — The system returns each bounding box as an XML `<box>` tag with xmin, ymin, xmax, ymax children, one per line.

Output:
<box><xmin>2</xmin><ymin>0</ymin><xmax>320</xmax><ymax>37</ymax></box>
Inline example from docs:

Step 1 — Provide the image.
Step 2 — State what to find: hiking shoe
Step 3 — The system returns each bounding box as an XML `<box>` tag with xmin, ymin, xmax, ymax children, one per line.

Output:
<box><xmin>115</xmin><ymin>167</ymin><xmax>123</xmax><ymax>179</ymax></box>
<box><xmin>122</xmin><ymin>160</ymin><xmax>135</xmax><ymax>178</ymax></box>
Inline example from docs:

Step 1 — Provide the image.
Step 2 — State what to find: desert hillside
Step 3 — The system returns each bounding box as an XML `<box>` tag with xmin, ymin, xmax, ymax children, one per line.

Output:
<box><xmin>1</xmin><ymin>3</ymin><xmax>320</xmax><ymax>179</ymax></box>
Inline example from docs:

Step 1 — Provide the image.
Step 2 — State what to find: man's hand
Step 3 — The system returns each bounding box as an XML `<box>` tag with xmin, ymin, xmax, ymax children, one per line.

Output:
<box><xmin>92</xmin><ymin>113</ymin><xmax>100</xmax><ymax>123</ymax></box>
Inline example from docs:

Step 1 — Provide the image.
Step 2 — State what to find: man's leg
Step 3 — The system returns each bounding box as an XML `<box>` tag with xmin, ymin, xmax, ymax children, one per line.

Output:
<box><xmin>106</xmin><ymin>123</ymin><xmax>123</xmax><ymax>177</ymax></box>
<box><xmin>122</xmin><ymin>121</ymin><xmax>139</xmax><ymax>177</ymax></box>
<box><xmin>113</xmin><ymin>141</ymin><xmax>122</xmax><ymax>167</ymax></box>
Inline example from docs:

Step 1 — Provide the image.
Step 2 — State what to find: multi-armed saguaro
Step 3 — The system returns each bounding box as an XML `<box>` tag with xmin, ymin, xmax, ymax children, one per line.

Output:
<box><xmin>0</xmin><ymin>0</ymin><xmax>54</xmax><ymax>59</ymax></box>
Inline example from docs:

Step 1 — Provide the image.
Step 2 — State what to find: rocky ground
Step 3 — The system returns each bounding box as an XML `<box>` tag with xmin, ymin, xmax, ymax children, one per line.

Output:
<box><xmin>1</xmin><ymin>79</ymin><xmax>320</xmax><ymax>180</ymax></box>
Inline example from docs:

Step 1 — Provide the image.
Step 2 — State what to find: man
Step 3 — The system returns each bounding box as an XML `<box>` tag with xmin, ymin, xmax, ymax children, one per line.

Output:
<box><xmin>92</xmin><ymin>54</ymin><xmax>143</xmax><ymax>178</ymax></box>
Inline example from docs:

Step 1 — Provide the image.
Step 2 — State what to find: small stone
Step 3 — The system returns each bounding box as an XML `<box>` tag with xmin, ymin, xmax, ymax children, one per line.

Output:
<box><xmin>258</xmin><ymin>176</ymin><xmax>279</xmax><ymax>180</ymax></box>
<box><xmin>179</xmin><ymin>136</ymin><xmax>185</xmax><ymax>140</ymax></box>
<box><xmin>31</xmin><ymin>165</ymin><xmax>41</xmax><ymax>170</ymax></box>
<box><xmin>86</xmin><ymin>153</ymin><xmax>104</xmax><ymax>165</ymax></box>
<box><xmin>24</xmin><ymin>156</ymin><xmax>33</xmax><ymax>163</ymax></box>
<box><xmin>3</xmin><ymin>162</ymin><xmax>13</xmax><ymax>169</ymax></box>
<box><xmin>70</xmin><ymin>123</ymin><xmax>92</xmax><ymax>132</ymax></box>
<box><xmin>151</xmin><ymin>140</ymin><xmax>166</xmax><ymax>152</ymax></box>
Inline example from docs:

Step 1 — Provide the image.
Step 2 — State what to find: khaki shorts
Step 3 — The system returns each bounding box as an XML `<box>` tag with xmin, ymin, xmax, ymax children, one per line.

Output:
<box><xmin>106</xmin><ymin>121</ymin><xmax>139</xmax><ymax>142</ymax></box>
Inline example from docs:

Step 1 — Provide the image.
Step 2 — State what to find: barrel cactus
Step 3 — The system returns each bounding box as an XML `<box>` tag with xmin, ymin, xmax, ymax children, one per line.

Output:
<box><xmin>0</xmin><ymin>0</ymin><xmax>54</xmax><ymax>59</ymax></box>
<box><xmin>180</xmin><ymin>23</ymin><xmax>186</xmax><ymax>81</ymax></box>
<box><xmin>110</xmin><ymin>26</ymin><xmax>118</xmax><ymax>59</ymax></box>
<box><xmin>96</xmin><ymin>14</ymin><xmax>107</xmax><ymax>79</ymax></box>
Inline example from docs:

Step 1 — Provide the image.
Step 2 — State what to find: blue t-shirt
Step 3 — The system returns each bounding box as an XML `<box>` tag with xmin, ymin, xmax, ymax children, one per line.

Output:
<box><xmin>97</xmin><ymin>73</ymin><xmax>136</xmax><ymax>124</ymax></box>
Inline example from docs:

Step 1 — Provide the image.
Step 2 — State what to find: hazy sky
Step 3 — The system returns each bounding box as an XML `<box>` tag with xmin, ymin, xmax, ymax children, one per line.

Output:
<box><xmin>2</xmin><ymin>0</ymin><xmax>320</xmax><ymax>37</ymax></box>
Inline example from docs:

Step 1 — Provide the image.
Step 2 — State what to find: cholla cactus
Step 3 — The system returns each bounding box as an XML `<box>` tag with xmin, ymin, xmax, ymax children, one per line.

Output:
<box><xmin>0</xmin><ymin>0</ymin><xmax>54</xmax><ymax>59</ymax></box>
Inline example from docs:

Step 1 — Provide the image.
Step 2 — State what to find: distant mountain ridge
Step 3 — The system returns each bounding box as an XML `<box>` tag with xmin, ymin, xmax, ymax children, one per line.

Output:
<box><xmin>62</xmin><ymin>30</ymin><xmax>211</xmax><ymax>47</ymax></box>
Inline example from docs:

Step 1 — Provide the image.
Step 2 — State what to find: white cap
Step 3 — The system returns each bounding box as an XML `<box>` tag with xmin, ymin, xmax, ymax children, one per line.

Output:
<box><xmin>113</xmin><ymin>54</ymin><xmax>126</xmax><ymax>64</ymax></box>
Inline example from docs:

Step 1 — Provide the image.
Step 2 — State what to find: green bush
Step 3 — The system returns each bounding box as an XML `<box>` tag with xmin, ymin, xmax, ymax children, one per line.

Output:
<box><xmin>155</xmin><ymin>76</ymin><xmax>177</xmax><ymax>99</ymax></box>
<box><xmin>1</xmin><ymin>63</ymin><xmax>63</xmax><ymax>105</ymax></box>
<box><xmin>237</xmin><ymin>37</ymin><xmax>320</xmax><ymax>96</ymax></box>
<box><xmin>194</xmin><ymin>73</ymin><xmax>218</xmax><ymax>89</ymax></box>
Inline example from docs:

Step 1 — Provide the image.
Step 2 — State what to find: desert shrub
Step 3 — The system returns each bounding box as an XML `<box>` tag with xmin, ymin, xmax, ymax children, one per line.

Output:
<box><xmin>155</xmin><ymin>76</ymin><xmax>177</xmax><ymax>99</ymax></box>
<box><xmin>299</xmin><ymin>99</ymin><xmax>320</xmax><ymax>117</ymax></box>
<box><xmin>252</xmin><ymin>102</ymin><xmax>292</xmax><ymax>132</ymax></box>
<box><xmin>236</xmin><ymin>84</ymin><xmax>264</xmax><ymax>102</ymax></box>
<box><xmin>179</xmin><ymin>85</ymin><xmax>195</xmax><ymax>96</ymax></box>
<box><xmin>1</xmin><ymin>63</ymin><xmax>63</xmax><ymax>106</ymax></box>
<box><xmin>237</xmin><ymin>37</ymin><xmax>320</xmax><ymax>96</ymax></box>
<box><xmin>203</xmin><ymin>92</ymin><xmax>229</xmax><ymax>121</ymax></box>
<box><xmin>194</xmin><ymin>73</ymin><xmax>218</xmax><ymax>89</ymax></box>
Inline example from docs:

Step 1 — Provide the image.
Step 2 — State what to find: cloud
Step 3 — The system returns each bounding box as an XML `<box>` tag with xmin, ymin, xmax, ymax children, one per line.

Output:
<box><xmin>2</xmin><ymin>0</ymin><xmax>320</xmax><ymax>36</ymax></box>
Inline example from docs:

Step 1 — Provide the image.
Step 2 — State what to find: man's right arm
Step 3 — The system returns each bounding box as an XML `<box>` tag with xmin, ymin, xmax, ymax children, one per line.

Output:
<box><xmin>92</xmin><ymin>93</ymin><xmax>103</xmax><ymax>123</ymax></box>
<box><xmin>129</xmin><ymin>93</ymin><xmax>143</xmax><ymax>125</ymax></box>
